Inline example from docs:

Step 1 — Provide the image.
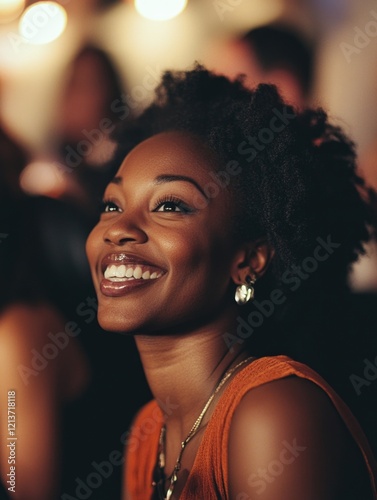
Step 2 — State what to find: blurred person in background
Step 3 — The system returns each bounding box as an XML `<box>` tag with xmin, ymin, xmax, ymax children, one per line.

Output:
<box><xmin>0</xmin><ymin>126</ymin><xmax>91</xmax><ymax>500</ymax></box>
<box><xmin>204</xmin><ymin>23</ymin><xmax>315</xmax><ymax>110</ymax></box>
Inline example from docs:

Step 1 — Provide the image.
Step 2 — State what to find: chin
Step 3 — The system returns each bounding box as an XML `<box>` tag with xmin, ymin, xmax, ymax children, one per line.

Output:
<box><xmin>97</xmin><ymin>306</ymin><xmax>139</xmax><ymax>334</ymax></box>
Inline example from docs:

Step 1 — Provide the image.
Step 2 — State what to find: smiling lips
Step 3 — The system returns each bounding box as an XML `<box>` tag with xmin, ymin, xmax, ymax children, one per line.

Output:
<box><xmin>100</xmin><ymin>254</ymin><xmax>165</xmax><ymax>297</ymax></box>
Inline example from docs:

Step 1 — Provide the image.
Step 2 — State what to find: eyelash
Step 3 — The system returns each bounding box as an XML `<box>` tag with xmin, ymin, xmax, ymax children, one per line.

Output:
<box><xmin>153</xmin><ymin>196</ymin><xmax>194</xmax><ymax>214</ymax></box>
<box><xmin>100</xmin><ymin>196</ymin><xmax>194</xmax><ymax>214</ymax></box>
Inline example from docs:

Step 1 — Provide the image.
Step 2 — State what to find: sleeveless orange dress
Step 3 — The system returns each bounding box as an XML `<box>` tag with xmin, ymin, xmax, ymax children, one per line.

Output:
<box><xmin>124</xmin><ymin>355</ymin><xmax>377</xmax><ymax>499</ymax></box>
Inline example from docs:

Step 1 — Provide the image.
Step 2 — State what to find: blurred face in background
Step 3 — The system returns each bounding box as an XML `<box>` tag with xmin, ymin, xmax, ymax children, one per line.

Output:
<box><xmin>58</xmin><ymin>51</ymin><xmax>115</xmax><ymax>142</ymax></box>
<box><xmin>205</xmin><ymin>38</ymin><xmax>306</xmax><ymax>109</ymax></box>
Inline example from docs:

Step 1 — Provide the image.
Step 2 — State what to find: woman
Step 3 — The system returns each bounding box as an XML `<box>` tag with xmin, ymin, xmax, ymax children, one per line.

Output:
<box><xmin>86</xmin><ymin>65</ymin><xmax>377</xmax><ymax>499</ymax></box>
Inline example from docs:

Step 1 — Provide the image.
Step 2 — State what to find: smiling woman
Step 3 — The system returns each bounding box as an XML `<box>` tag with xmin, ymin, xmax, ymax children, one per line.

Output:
<box><xmin>85</xmin><ymin>65</ymin><xmax>377</xmax><ymax>500</ymax></box>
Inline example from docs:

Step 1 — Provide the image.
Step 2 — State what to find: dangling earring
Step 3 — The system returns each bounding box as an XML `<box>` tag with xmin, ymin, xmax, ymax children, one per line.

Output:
<box><xmin>235</xmin><ymin>274</ymin><xmax>256</xmax><ymax>305</ymax></box>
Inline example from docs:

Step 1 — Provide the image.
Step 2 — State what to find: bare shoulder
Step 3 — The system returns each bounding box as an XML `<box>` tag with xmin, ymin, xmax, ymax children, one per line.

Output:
<box><xmin>228</xmin><ymin>376</ymin><xmax>373</xmax><ymax>500</ymax></box>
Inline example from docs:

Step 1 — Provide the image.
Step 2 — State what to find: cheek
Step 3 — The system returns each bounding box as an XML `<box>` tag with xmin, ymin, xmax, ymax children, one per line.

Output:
<box><xmin>161</xmin><ymin>232</ymin><xmax>205</xmax><ymax>269</ymax></box>
<box><xmin>161</xmin><ymin>230</ymin><xmax>233</xmax><ymax>294</ymax></box>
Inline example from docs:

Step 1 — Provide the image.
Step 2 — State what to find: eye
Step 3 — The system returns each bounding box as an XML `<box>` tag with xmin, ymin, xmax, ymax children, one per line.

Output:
<box><xmin>101</xmin><ymin>200</ymin><xmax>121</xmax><ymax>213</ymax></box>
<box><xmin>156</xmin><ymin>201</ymin><xmax>182</xmax><ymax>212</ymax></box>
<box><xmin>153</xmin><ymin>196</ymin><xmax>193</xmax><ymax>213</ymax></box>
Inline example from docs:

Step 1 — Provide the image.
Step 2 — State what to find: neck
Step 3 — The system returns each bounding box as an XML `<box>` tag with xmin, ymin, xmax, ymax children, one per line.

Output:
<box><xmin>134</xmin><ymin>314</ymin><xmax>250</xmax><ymax>440</ymax></box>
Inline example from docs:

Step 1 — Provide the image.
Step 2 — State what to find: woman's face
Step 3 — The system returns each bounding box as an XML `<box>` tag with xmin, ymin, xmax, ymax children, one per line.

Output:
<box><xmin>86</xmin><ymin>131</ymin><xmax>242</xmax><ymax>334</ymax></box>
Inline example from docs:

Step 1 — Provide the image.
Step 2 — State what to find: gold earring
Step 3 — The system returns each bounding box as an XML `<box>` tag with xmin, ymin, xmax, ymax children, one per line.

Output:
<box><xmin>235</xmin><ymin>275</ymin><xmax>256</xmax><ymax>305</ymax></box>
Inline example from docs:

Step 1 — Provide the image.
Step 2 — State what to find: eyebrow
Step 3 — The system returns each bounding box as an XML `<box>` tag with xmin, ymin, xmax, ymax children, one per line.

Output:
<box><xmin>154</xmin><ymin>174</ymin><xmax>208</xmax><ymax>199</ymax></box>
<box><xmin>109</xmin><ymin>173</ymin><xmax>209</xmax><ymax>200</ymax></box>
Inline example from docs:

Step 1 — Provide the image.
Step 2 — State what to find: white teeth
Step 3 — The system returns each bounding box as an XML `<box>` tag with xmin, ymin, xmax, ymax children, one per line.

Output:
<box><xmin>104</xmin><ymin>264</ymin><xmax>162</xmax><ymax>281</ymax></box>
<box><xmin>116</xmin><ymin>265</ymin><xmax>126</xmax><ymax>277</ymax></box>
<box><xmin>104</xmin><ymin>265</ymin><xmax>115</xmax><ymax>279</ymax></box>
<box><xmin>133</xmin><ymin>266</ymin><xmax>142</xmax><ymax>279</ymax></box>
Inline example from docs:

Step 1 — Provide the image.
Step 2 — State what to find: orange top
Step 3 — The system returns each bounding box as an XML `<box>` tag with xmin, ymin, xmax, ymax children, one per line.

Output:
<box><xmin>124</xmin><ymin>355</ymin><xmax>377</xmax><ymax>499</ymax></box>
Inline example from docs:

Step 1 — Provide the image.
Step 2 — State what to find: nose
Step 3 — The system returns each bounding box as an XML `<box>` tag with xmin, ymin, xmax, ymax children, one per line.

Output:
<box><xmin>103</xmin><ymin>212</ymin><xmax>148</xmax><ymax>246</ymax></box>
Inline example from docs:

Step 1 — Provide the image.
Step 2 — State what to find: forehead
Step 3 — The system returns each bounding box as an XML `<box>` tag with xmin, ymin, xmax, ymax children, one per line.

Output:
<box><xmin>116</xmin><ymin>131</ymin><xmax>221</xmax><ymax>181</ymax></box>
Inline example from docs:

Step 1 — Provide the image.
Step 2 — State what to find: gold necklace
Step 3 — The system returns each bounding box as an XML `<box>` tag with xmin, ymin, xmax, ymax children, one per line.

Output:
<box><xmin>152</xmin><ymin>356</ymin><xmax>255</xmax><ymax>500</ymax></box>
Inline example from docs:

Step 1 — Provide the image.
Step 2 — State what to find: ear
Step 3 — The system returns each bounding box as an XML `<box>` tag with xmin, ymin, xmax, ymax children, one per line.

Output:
<box><xmin>230</xmin><ymin>238</ymin><xmax>274</xmax><ymax>285</ymax></box>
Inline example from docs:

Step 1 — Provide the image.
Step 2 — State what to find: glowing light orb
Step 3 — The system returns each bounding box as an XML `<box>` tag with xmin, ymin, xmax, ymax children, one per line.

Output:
<box><xmin>20</xmin><ymin>160</ymin><xmax>67</xmax><ymax>196</ymax></box>
<box><xmin>135</xmin><ymin>0</ymin><xmax>187</xmax><ymax>21</ymax></box>
<box><xmin>19</xmin><ymin>1</ymin><xmax>67</xmax><ymax>45</ymax></box>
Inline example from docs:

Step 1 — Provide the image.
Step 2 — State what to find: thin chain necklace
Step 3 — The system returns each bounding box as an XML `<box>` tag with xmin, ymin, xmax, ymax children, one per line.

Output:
<box><xmin>152</xmin><ymin>356</ymin><xmax>255</xmax><ymax>500</ymax></box>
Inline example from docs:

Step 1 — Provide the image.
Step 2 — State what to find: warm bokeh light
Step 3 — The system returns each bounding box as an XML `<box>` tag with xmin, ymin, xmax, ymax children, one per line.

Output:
<box><xmin>134</xmin><ymin>0</ymin><xmax>187</xmax><ymax>21</ymax></box>
<box><xmin>0</xmin><ymin>0</ymin><xmax>25</xmax><ymax>23</ymax></box>
<box><xmin>20</xmin><ymin>160</ymin><xmax>68</xmax><ymax>197</ymax></box>
<box><xmin>18</xmin><ymin>1</ymin><xmax>67</xmax><ymax>45</ymax></box>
